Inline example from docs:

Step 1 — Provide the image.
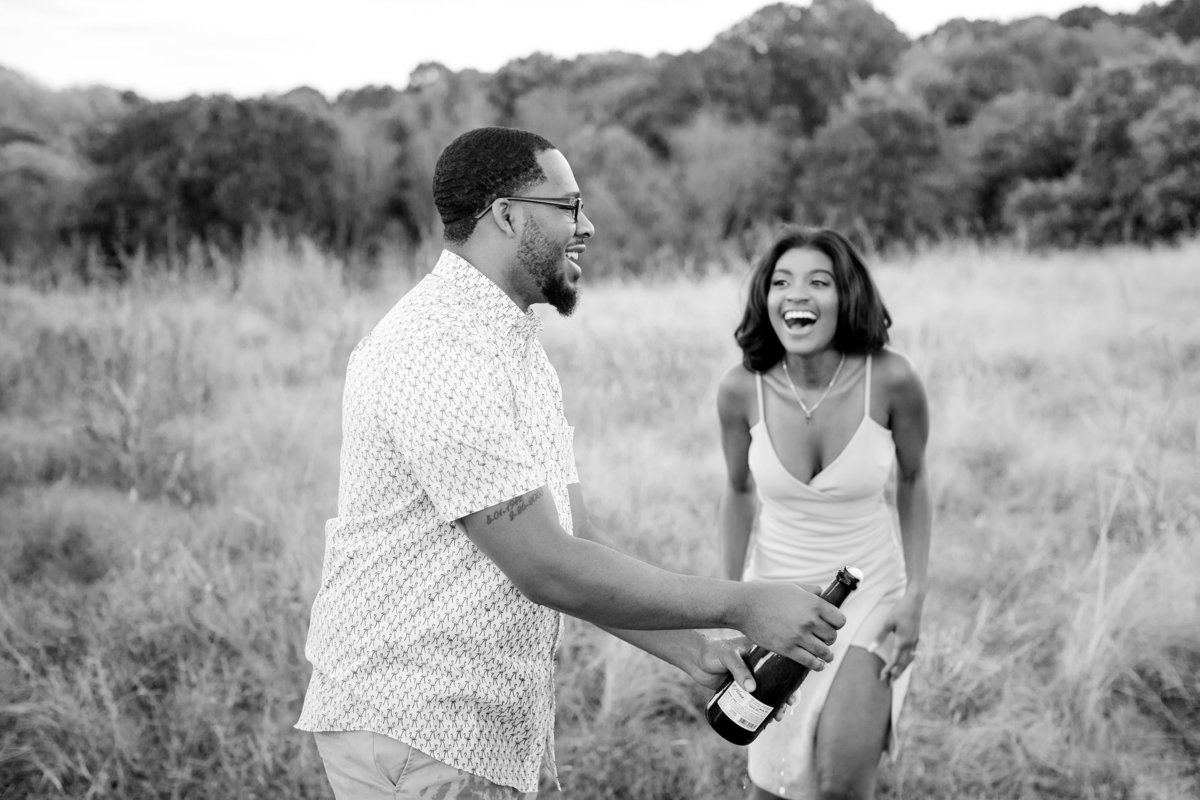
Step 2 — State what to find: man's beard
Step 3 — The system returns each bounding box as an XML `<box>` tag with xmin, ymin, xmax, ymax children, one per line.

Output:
<box><xmin>518</xmin><ymin>218</ymin><xmax>578</xmax><ymax>316</ymax></box>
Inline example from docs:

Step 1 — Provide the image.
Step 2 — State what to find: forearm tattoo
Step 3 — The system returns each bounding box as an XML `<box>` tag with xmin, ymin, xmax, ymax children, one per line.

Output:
<box><xmin>485</xmin><ymin>488</ymin><xmax>544</xmax><ymax>526</ymax></box>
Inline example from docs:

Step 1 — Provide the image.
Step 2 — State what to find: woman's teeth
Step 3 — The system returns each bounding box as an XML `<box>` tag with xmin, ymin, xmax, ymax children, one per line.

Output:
<box><xmin>783</xmin><ymin>310</ymin><xmax>817</xmax><ymax>328</ymax></box>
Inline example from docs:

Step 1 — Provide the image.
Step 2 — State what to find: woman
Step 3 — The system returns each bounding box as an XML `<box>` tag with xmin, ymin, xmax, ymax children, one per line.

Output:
<box><xmin>716</xmin><ymin>227</ymin><xmax>932</xmax><ymax>800</ymax></box>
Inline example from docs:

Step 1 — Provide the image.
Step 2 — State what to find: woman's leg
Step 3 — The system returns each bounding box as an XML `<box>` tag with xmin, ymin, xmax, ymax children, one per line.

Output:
<box><xmin>812</xmin><ymin>645</ymin><xmax>892</xmax><ymax>800</ymax></box>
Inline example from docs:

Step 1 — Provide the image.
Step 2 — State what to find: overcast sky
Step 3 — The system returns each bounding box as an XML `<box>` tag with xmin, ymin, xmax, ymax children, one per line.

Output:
<box><xmin>0</xmin><ymin>0</ymin><xmax>1151</xmax><ymax>100</ymax></box>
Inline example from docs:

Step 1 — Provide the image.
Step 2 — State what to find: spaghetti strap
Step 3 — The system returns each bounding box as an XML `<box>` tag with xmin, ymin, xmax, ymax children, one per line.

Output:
<box><xmin>864</xmin><ymin>355</ymin><xmax>873</xmax><ymax>417</ymax></box>
<box><xmin>755</xmin><ymin>372</ymin><xmax>766</xmax><ymax>426</ymax></box>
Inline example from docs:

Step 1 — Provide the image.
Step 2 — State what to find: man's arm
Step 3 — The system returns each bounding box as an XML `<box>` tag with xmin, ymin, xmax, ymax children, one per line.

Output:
<box><xmin>565</xmin><ymin>484</ymin><xmax>758</xmax><ymax>690</ymax></box>
<box><xmin>458</xmin><ymin>484</ymin><xmax>844</xmax><ymax>671</ymax></box>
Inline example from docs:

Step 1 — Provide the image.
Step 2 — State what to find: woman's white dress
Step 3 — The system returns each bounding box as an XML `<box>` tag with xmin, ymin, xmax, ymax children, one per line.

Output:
<box><xmin>743</xmin><ymin>356</ymin><xmax>912</xmax><ymax>799</ymax></box>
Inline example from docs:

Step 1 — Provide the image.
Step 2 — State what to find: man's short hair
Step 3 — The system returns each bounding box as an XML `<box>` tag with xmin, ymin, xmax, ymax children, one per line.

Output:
<box><xmin>433</xmin><ymin>127</ymin><xmax>557</xmax><ymax>244</ymax></box>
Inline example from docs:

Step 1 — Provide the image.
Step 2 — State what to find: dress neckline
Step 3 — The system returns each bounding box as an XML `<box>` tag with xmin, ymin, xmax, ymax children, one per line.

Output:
<box><xmin>751</xmin><ymin>354</ymin><xmax>887</xmax><ymax>489</ymax></box>
<box><xmin>751</xmin><ymin>414</ymin><xmax>886</xmax><ymax>489</ymax></box>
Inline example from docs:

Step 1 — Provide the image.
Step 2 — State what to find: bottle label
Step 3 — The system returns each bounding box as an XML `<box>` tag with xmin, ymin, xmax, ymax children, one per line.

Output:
<box><xmin>715</xmin><ymin>683</ymin><xmax>772</xmax><ymax>731</ymax></box>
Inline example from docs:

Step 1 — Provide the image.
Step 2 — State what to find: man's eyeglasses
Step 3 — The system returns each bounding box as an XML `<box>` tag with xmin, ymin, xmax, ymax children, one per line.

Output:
<box><xmin>474</xmin><ymin>196</ymin><xmax>584</xmax><ymax>224</ymax></box>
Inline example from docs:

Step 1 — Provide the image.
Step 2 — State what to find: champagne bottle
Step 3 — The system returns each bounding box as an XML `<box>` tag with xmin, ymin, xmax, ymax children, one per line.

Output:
<box><xmin>705</xmin><ymin>566</ymin><xmax>863</xmax><ymax>745</ymax></box>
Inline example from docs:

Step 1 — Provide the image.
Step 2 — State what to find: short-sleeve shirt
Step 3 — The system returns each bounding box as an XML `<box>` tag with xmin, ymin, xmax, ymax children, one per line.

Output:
<box><xmin>296</xmin><ymin>250</ymin><xmax>579</xmax><ymax>792</ymax></box>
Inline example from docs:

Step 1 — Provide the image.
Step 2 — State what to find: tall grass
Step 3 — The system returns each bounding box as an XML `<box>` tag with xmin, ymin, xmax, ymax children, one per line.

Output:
<box><xmin>1</xmin><ymin>237</ymin><xmax>1197</xmax><ymax>799</ymax></box>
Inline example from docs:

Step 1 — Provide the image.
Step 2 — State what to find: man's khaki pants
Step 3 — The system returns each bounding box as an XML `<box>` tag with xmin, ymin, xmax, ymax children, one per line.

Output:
<box><xmin>313</xmin><ymin>731</ymin><xmax>537</xmax><ymax>799</ymax></box>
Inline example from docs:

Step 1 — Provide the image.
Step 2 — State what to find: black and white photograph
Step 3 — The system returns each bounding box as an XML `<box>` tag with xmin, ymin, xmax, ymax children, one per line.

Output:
<box><xmin>2</xmin><ymin>1</ymin><xmax>1197</xmax><ymax>798</ymax></box>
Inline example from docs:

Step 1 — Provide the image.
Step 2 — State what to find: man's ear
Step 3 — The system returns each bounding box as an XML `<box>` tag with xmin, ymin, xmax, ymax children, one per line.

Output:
<box><xmin>489</xmin><ymin>199</ymin><xmax>518</xmax><ymax>238</ymax></box>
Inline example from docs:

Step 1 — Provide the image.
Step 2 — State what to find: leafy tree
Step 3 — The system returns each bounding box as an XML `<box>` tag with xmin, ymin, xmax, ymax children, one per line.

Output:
<box><xmin>9</xmin><ymin>0</ymin><xmax>1200</xmax><ymax>271</ymax></box>
<box><xmin>670</xmin><ymin>112</ymin><xmax>789</xmax><ymax>245</ymax></box>
<box><xmin>794</xmin><ymin>84</ymin><xmax>966</xmax><ymax>248</ymax></box>
<box><xmin>559</xmin><ymin>125</ymin><xmax>681</xmax><ymax>276</ymax></box>
<box><xmin>80</xmin><ymin>96</ymin><xmax>340</xmax><ymax>262</ymax></box>
<box><xmin>512</xmin><ymin>86</ymin><xmax>582</xmax><ymax>147</ymax></box>
<box><xmin>278</xmin><ymin>86</ymin><xmax>330</xmax><ymax>116</ymax></box>
<box><xmin>1065</xmin><ymin>48</ymin><xmax>1200</xmax><ymax>236</ymax></box>
<box><xmin>961</xmin><ymin>90</ymin><xmax>1074</xmax><ymax>233</ymax></box>
<box><xmin>386</xmin><ymin>64</ymin><xmax>498</xmax><ymax>243</ymax></box>
<box><xmin>335</xmin><ymin>84</ymin><xmax>402</xmax><ymax>114</ymax></box>
<box><xmin>896</xmin><ymin>31</ymin><xmax>1023</xmax><ymax>126</ymax></box>
<box><xmin>523</xmin><ymin>53</ymin><xmax>662</xmax><ymax>141</ymax></box>
<box><xmin>702</xmin><ymin>0</ymin><xmax>908</xmax><ymax>133</ymax></box>
<box><xmin>489</xmin><ymin>51</ymin><xmax>665</xmax><ymax>150</ymax></box>
<box><xmin>1145</xmin><ymin>0</ymin><xmax>1200</xmax><ymax>42</ymax></box>
<box><xmin>1003</xmin><ymin>174</ymin><xmax>1095</xmax><ymax>247</ymax></box>
<box><xmin>898</xmin><ymin>18</ymin><xmax>1158</xmax><ymax>126</ymax></box>
<box><xmin>1061</xmin><ymin>0</ymin><xmax>1200</xmax><ymax>42</ymax></box>
<box><xmin>510</xmin><ymin>54</ymin><xmax>659</xmax><ymax>145</ymax></box>
<box><xmin>1058</xmin><ymin>6</ymin><xmax>1112</xmax><ymax>29</ymax></box>
<box><xmin>0</xmin><ymin>142</ymin><xmax>89</xmax><ymax>262</ymax></box>
<box><xmin>1005</xmin><ymin>48</ymin><xmax>1200</xmax><ymax>245</ymax></box>
<box><xmin>1130</xmin><ymin>85</ymin><xmax>1200</xmax><ymax>239</ymax></box>
<box><xmin>277</xmin><ymin>85</ymin><xmax>407</xmax><ymax>256</ymax></box>
<box><xmin>609</xmin><ymin>53</ymin><xmax>708</xmax><ymax>157</ymax></box>
<box><xmin>328</xmin><ymin>112</ymin><xmax>406</xmax><ymax>255</ymax></box>
<box><xmin>0</xmin><ymin>68</ymin><xmax>137</xmax><ymax>263</ymax></box>
<box><xmin>0</xmin><ymin>66</ymin><xmax>136</xmax><ymax>147</ymax></box>
<box><xmin>489</xmin><ymin>53</ymin><xmax>565</xmax><ymax>125</ymax></box>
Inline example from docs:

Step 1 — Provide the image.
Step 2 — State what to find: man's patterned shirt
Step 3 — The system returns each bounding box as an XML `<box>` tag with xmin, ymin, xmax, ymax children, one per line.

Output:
<box><xmin>296</xmin><ymin>250</ymin><xmax>578</xmax><ymax>792</ymax></box>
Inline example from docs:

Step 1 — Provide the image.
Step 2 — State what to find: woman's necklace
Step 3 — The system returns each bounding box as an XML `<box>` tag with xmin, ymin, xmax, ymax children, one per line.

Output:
<box><xmin>782</xmin><ymin>354</ymin><xmax>846</xmax><ymax>424</ymax></box>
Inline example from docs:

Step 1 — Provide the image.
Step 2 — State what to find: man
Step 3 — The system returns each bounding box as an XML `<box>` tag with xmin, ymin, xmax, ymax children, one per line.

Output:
<box><xmin>296</xmin><ymin>126</ymin><xmax>845</xmax><ymax>799</ymax></box>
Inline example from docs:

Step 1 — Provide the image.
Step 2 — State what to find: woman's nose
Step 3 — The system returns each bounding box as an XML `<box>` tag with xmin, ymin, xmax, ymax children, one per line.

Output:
<box><xmin>785</xmin><ymin>283</ymin><xmax>809</xmax><ymax>301</ymax></box>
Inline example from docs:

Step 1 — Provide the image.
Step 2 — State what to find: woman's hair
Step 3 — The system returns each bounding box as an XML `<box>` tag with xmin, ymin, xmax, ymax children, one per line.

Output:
<box><xmin>433</xmin><ymin>126</ymin><xmax>556</xmax><ymax>244</ymax></box>
<box><xmin>734</xmin><ymin>227</ymin><xmax>891</xmax><ymax>372</ymax></box>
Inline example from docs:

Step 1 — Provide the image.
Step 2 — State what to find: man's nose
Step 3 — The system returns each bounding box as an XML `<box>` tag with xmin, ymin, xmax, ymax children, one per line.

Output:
<box><xmin>575</xmin><ymin>208</ymin><xmax>595</xmax><ymax>239</ymax></box>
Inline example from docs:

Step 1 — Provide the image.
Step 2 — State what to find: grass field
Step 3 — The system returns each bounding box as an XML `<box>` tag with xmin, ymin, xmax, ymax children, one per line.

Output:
<box><xmin>2</xmin><ymin>238</ymin><xmax>1198</xmax><ymax>799</ymax></box>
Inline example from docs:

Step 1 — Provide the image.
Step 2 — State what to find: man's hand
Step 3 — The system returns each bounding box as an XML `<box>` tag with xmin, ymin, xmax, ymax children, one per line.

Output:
<box><xmin>735</xmin><ymin>581</ymin><xmax>845</xmax><ymax>671</ymax></box>
<box><xmin>688</xmin><ymin>633</ymin><xmax>802</xmax><ymax>722</ymax></box>
<box><xmin>686</xmin><ymin>632</ymin><xmax>756</xmax><ymax>691</ymax></box>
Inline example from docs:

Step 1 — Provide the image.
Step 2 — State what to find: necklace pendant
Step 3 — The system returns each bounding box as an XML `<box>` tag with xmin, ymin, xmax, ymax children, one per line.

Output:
<box><xmin>782</xmin><ymin>354</ymin><xmax>847</xmax><ymax>424</ymax></box>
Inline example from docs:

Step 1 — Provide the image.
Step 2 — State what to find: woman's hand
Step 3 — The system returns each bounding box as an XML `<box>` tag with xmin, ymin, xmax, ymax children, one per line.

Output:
<box><xmin>869</xmin><ymin>592</ymin><xmax>924</xmax><ymax>684</ymax></box>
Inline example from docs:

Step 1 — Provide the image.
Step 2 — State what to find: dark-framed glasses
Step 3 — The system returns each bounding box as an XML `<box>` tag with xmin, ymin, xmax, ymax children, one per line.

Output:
<box><xmin>474</xmin><ymin>196</ymin><xmax>584</xmax><ymax>223</ymax></box>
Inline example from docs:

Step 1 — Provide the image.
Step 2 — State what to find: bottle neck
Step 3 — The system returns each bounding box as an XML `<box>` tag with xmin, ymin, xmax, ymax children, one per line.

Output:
<box><xmin>822</xmin><ymin>579</ymin><xmax>857</xmax><ymax>606</ymax></box>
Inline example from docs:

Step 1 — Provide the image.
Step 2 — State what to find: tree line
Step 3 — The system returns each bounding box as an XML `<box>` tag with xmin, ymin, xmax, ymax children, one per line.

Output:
<box><xmin>1</xmin><ymin>0</ymin><xmax>1198</xmax><ymax>279</ymax></box>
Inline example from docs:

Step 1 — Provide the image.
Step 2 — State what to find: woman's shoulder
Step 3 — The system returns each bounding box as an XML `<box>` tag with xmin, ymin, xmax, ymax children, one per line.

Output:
<box><xmin>873</xmin><ymin>348</ymin><xmax>918</xmax><ymax>379</ymax></box>
<box><xmin>872</xmin><ymin>349</ymin><xmax>927</xmax><ymax>404</ymax></box>
<box><xmin>717</xmin><ymin>362</ymin><xmax>759</xmax><ymax>412</ymax></box>
<box><xmin>718</xmin><ymin>362</ymin><xmax>758</xmax><ymax>393</ymax></box>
